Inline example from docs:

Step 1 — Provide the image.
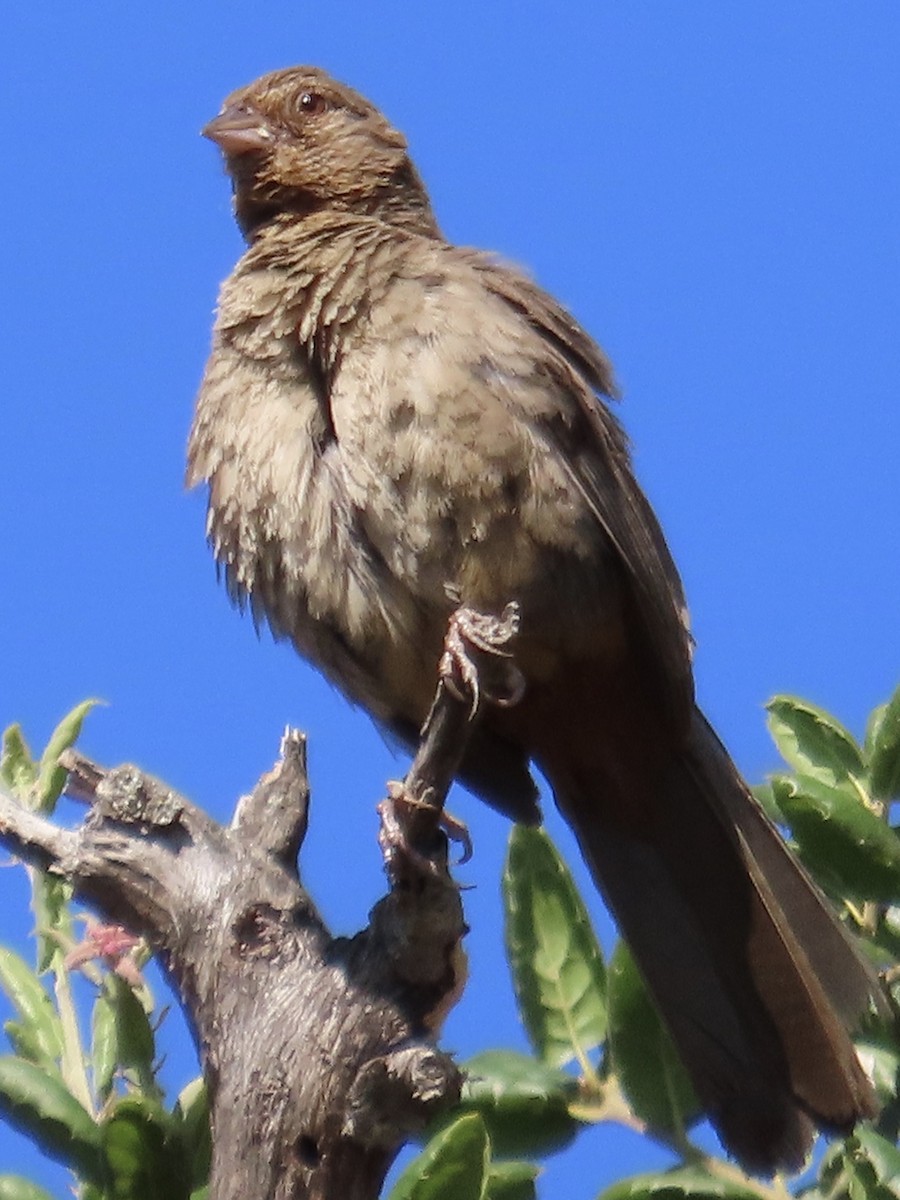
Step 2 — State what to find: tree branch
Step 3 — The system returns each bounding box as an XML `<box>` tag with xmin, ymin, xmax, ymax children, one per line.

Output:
<box><xmin>0</xmin><ymin>605</ymin><xmax>513</xmax><ymax>1200</ymax></box>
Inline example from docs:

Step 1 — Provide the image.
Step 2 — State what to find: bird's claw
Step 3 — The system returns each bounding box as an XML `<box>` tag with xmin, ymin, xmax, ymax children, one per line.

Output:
<box><xmin>437</xmin><ymin>807</ymin><xmax>473</xmax><ymax>864</ymax></box>
<box><xmin>439</xmin><ymin>602</ymin><xmax>526</xmax><ymax>717</ymax></box>
<box><xmin>378</xmin><ymin>782</ymin><xmax>473</xmax><ymax>873</ymax></box>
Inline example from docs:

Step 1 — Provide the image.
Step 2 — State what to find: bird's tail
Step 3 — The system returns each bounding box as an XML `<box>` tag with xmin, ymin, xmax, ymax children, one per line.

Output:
<box><xmin>546</xmin><ymin>707</ymin><xmax>879</xmax><ymax>1174</ymax></box>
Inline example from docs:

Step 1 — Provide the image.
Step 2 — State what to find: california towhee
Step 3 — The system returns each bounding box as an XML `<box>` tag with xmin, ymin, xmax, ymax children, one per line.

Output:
<box><xmin>188</xmin><ymin>66</ymin><xmax>879</xmax><ymax>1172</ymax></box>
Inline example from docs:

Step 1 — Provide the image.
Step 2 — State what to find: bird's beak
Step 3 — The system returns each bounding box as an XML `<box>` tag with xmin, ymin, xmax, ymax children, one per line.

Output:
<box><xmin>202</xmin><ymin>105</ymin><xmax>275</xmax><ymax>155</ymax></box>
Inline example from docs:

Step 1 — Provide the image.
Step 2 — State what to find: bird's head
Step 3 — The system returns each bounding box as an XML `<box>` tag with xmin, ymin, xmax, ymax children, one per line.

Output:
<box><xmin>204</xmin><ymin>66</ymin><xmax>436</xmax><ymax>238</ymax></box>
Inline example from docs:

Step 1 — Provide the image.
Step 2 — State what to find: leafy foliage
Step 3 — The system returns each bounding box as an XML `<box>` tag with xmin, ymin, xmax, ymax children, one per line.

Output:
<box><xmin>458</xmin><ymin>1051</ymin><xmax>579</xmax><ymax>1157</ymax></box>
<box><xmin>503</xmin><ymin>827</ymin><xmax>607</xmax><ymax>1069</ymax></box>
<box><xmin>0</xmin><ymin>706</ymin><xmax>208</xmax><ymax>1200</ymax></box>
<box><xmin>1</xmin><ymin>689</ymin><xmax>899</xmax><ymax>1199</ymax></box>
<box><xmin>396</xmin><ymin>686</ymin><xmax>900</xmax><ymax>1199</ymax></box>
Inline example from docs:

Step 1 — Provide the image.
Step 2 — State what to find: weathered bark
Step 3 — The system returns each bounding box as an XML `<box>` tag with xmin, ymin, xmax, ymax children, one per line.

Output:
<box><xmin>0</xmin><ymin>637</ymin><xmax>507</xmax><ymax>1199</ymax></box>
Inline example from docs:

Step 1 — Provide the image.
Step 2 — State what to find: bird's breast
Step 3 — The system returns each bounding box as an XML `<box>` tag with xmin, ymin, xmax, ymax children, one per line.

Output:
<box><xmin>329</xmin><ymin>273</ymin><xmax>624</xmax><ymax>664</ymax></box>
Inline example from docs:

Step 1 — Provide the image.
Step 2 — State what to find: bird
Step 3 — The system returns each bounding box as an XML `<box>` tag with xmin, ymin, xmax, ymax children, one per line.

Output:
<box><xmin>187</xmin><ymin>65</ymin><xmax>880</xmax><ymax>1173</ymax></box>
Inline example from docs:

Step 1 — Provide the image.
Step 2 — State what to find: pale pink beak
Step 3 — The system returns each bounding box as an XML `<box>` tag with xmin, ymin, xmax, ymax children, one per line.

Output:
<box><xmin>202</xmin><ymin>105</ymin><xmax>275</xmax><ymax>155</ymax></box>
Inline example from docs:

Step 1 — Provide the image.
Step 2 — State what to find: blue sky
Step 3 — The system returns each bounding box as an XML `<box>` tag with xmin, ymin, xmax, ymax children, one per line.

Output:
<box><xmin>2</xmin><ymin>3</ymin><xmax>899</xmax><ymax>1195</ymax></box>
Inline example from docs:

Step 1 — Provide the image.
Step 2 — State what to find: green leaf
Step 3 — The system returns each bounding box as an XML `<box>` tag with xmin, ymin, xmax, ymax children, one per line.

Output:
<box><xmin>35</xmin><ymin>700</ymin><xmax>99</xmax><ymax>814</ymax></box>
<box><xmin>174</xmin><ymin>1078</ymin><xmax>211</xmax><ymax>1191</ymax></box>
<box><xmin>3</xmin><ymin>1021</ymin><xmax>60</xmax><ymax>1070</ymax></box>
<box><xmin>484</xmin><ymin>1161</ymin><xmax>538</xmax><ymax>1200</ymax></box>
<box><xmin>32</xmin><ymin>874</ymin><xmax>74</xmax><ymax>975</ymax></box>
<box><xmin>749</xmin><ymin>782</ymin><xmax>782</xmax><ymax>824</ymax></box>
<box><xmin>767</xmin><ymin>696</ymin><xmax>865</xmax><ymax>791</ymax></box>
<box><xmin>101</xmin><ymin>1097</ymin><xmax>191</xmax><ymax>1200</ymax></box>
<box><xmin>0</xmin><ymin>948</ymin><xmax>64</xmax><ymax>1066</ymax></box>
<box><xmin>855</xmin><ymin>1128</ymin><xmax>900</xmax><ymax>1196</ymax></box>
<box><xmin>0</xmin><ymin>726</ymin><xmax>36</xmax><ymax>797</ymax></box>
<box><xmin>109</xmin><ymin>976</ymin><xmax>155</xmax><ymax>1075</ymax></box>
<box><xmin>821</xmin><ymin>1135</ymin><xmax>900</xmax><ymax>1200</ymax></box>
<box><xmin>607</xmin><ymin>942</ymin><xmax>699</xmax><ymax>1137</ymax></box>
<box><xmin>856</xmin><ymin>1040</ymin><xmax>900</xmax><ymax>1110</ymax></box>
<box><xmin>771</xmin><ymin>773</ymin><xmax>900</xmax><ymax>902</ymax></box>
<box><xmin>503</xmin><ymin>827</ymin><xmax>606</xmax><ymax>1067</ymax></box>
<box><xmin>868</xmin><ymin>686</ymin><xmax>900</xmax><ymax>803</ymax></box>
<box><xmin>0</xmin><ymin>1056</ymin><xmax>102</xmax><ymax>1183</ymax></box>
<box><xmin>88</xmin><ymin>976</ymin><xmax>160</xmax><ymax>1101</ymax></box>
<box><xmin>461</xmin><ymin>1050</ymin><xmax>579</xmax><ymax>1158</ymax></box>
<box><xmin>91</xmin><ymin>991</ymin><xmax>118</xmax><ymax>1100</ymax></box>
<box><xmin>389</xmin><ymin>1112</ymin><xmax>490</xmax><ymax>1200</ymax></box>
<box><xmin>0</xmin><ymin>1178</ymin><xmax>56</xmax><ymax>1200</ymax></box>
<box><xmin>600</xmin><ymin>1165</ymin><xmax>760</xmax><ymax>1200</ymax></box>
<box><xmin>874</xmin><ymin>905</ymin><xmax>900</xmax><ymax>961</ymax></box>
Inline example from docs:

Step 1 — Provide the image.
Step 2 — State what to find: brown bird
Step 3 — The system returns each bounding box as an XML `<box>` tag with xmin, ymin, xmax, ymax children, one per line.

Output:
<box><xmin>188</xmin><ymin>66</ymin><xmax>879</xmax><ymax>1173</ymax></box>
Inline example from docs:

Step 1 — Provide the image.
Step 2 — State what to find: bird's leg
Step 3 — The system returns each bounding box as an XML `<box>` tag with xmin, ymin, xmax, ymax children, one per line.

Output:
<box><xmin>378</xmin><ymin>783</ymin><xmax>473</xmax><ymax>871</ymax></box>
<box><xmin>379</xmin><ymin>600</ymin><xmax>524</xmax><ymax>880</ymax></box>
<box><xmin>439</xmin><ymin>600</ymin><xmax>526</xmax><ymax>717</ymax></box>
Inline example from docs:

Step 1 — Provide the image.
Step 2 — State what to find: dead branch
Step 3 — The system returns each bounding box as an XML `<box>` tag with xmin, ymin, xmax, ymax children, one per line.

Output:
<box><xmin>0</xmin><ymin>605</ymin><xmax>515</xmax><ymax>1200</ymax></box>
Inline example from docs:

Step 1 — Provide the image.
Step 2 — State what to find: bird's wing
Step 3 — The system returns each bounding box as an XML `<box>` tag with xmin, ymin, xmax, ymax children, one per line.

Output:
<box><xmin>468</xmin><ymin>251</ymin><xmax>695</xmax><ymax>729</ymax></box>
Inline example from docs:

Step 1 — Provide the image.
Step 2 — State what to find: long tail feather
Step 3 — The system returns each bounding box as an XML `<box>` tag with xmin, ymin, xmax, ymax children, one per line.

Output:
<box><xmin>544</xmin><ymin>705</ymin><xmax>878</xmax><ymax>1173</ymax></box>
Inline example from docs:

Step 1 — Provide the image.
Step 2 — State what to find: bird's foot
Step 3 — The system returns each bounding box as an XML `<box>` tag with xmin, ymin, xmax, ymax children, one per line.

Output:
<box><xmin>438</xmin><ymin>807</ymin><xmax>473</xmax><ymax>864</ymax></box>
<box><xmin>378</xmin><ymin>785</ymin><xmax>439</xmax><ymax>877</ymax></box>
<box><xmin>439</xmin><ymin>601</ymin><xmax>526</xmax><ymax>716</ymax></box>
<box><xmin>378</xmin><ymin>782</ymin><xmax>473</xmax><ymax>875</ymax></box>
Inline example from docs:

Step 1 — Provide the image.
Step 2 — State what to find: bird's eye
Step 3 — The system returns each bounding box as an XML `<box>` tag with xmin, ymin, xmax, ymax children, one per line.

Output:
<box><xmin>297</xmin><ymin>91</ymin><xmax>328</xmax><ymax>116</ymax></box>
